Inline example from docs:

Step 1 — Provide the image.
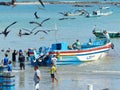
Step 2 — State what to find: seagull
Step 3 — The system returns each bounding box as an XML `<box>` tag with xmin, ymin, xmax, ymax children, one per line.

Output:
<box><xmin>0</xmin><ymin>21</ymin><xmax>17</xmax><ymax>37</ymax></box>
<box><xmin>34</xmin><ymin>11</ymin><xmax>40</xmax><ymax>19</ymax></box>
<box><xmin>34</xmin><ymin>30</ymin><xmax>48</xmax><ymax>35</ymax></box>
<box><xmin>38</xmin><ymin>0</ymin><xmax>45</xmax><ymax>7</ymax></box>
<box><xmin>18</xmin><ymin>26</ymin><xmax>38</xmax><ymax>37</ymax></box>
<box><xmin>29</xmin><ymin>18</ymin><xmax>50</xmax><ymax>27</ymax></box>
<box><xmin>18</xmin><ymin>29</ymin><xmax>32</xmax><ymax>37</ymax></box>
<box><xmin>59</xmin><ymin>12</ymin><xmax>70</xmax><ymax>16</ymax></box>
<box><xmin>22</xmin><ymin>27</ymin><xmax>37</xmax><ymax>34</ymax></box>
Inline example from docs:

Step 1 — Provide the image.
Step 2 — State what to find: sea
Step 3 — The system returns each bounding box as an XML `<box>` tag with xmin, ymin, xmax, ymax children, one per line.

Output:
<box><xmin>0</xmin><ymin>0</ymin><xmax>120</xmax><ymax>90</ymax></box>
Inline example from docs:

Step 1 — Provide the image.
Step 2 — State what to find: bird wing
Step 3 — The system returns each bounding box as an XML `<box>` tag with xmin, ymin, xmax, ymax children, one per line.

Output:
<box><xmin>29</xmin><ymin>21</ymin><xmax>41</xmax><ymax>26</ymax></box>
<box><xmin>34</xmin><ymin>30</ymin><xmax>48</xmax><ymax>35</ymax></box>
<box><xmin>34</xmin><ymin>11</ymin><xmax>39</xmax><ymax>19</ymax></box>
<box><xmin>38</xmin><ymin>0</ymin><xmax>45</xmax><ymax>7</ymax></box>
<box><xmin>40</xmin><ymin>18</ymin><xmax>50</xmax><ymax>25</ymax></box>
<box><xmin>4</xmin><ymin>21</ymin><xmax>17</xmax><ymax>32</ymax></box>
<box><xmin>22</xmin><ymin>28</ymin><xmax>31</xmax><ymax>32</ymax></box>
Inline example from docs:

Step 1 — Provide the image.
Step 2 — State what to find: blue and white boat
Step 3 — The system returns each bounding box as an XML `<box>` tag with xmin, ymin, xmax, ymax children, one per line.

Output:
<box><xmin>49</xmin><ymin>38</ymin><xmax>113</xmax><ymax>62</ymax></box>
<box><xmin>29</xmin><ymin>38</ymin><xmax>113</xmax><ymax>66</ymax></box>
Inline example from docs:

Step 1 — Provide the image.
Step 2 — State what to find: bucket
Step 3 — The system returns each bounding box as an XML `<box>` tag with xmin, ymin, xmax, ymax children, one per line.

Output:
<box><xmin>0</xmin><ymin>66</ymin><xmax>7</xmax><ymax>76</ymax></box>
<box><xmin>3</xmin><ymin>84</ymin><xmax>15</xmax><ymax>90</ymax></box>
<box><xmin>2</xmin><ymin>72</ymin><xmax>15</xmax><ymax>90</ymax></box>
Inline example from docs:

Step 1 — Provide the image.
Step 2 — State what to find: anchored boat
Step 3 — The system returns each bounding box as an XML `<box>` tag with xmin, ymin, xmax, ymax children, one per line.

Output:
<box><xmin>93</xmin><ymin>29</ymin><xmax>120</xmax><ymax>38</ymax></box>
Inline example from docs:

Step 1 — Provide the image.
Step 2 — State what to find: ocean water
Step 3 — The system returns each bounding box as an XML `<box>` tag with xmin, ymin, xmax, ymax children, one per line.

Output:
<box><xmin>0</xmin><ymin>1</ymin><xmax>120</xmax><ymax>90</ymax></box>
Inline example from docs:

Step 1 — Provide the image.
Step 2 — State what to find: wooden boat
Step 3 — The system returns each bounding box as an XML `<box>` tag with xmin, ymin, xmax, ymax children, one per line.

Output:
<box><xmin>49</xmin><ymin>38</ymin><xmax>113</xmax><ymax>62</ymax></box>
<box><xmin>93</xmin><ymin>30</ymin><xmax>120</xmax><ymax>38</ymax></box>
<box><xmin>28</xmin><ymin>38</ymin><xmax>113</xmax><ymax>65</ymax></box>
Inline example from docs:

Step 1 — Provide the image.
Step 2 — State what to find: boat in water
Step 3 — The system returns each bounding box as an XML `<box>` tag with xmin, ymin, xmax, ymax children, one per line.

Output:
<box><xmin>28</xmin><ymin>38</ymin><xmax>113</xmax><ymax>66</ymax></box>
<box><xmin>93</xmin><ymin>29</ymin><xmax>120</xmax><ymax>38</ymax></box>
<box><xmin>85</xmin><ymin>10</ymin><xmax>113</xmax><ymax>18</ymax></box>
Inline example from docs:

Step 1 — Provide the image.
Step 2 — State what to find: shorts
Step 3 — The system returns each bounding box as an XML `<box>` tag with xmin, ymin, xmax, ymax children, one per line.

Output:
<box><xmin>35</xmin><ymin>83</ymin><xmax>39</xmax><ymax>90</ymax></box>
<box><xmin>51</xmin><ymin>74</ymin><xmax>55</xmax><ymax>78</ymax></box>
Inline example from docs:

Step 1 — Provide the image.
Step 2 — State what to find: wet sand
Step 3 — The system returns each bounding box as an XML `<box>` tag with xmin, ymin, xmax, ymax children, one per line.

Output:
<box><xmin>12</xmin><ymin>60</ymin><xmax>120</xmax><ymax>90</ymax></box>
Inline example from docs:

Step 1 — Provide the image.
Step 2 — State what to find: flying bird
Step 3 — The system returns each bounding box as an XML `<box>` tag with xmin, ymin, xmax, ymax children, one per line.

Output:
<box><xmin>34</xmin><ymin>11</ymin><xmax>40</xmax><ymax>19</ymax></box>
<box><xmin>0</xmin><ymin>21</ymin><xmax>17</xmax><ymax>37</ymax></box>
<box><xmin>18</xmin><ymin>29</ymin><xmax>32</xmax><ymax>37</ymax></box>
<box><xmin>38</xmin><ymin>0</ymin><xmax>45</xmax><ymax>7</ymax></box>
<box><xmin>18</xmin><ymin>27</ymin><xmax>38</xmax><ymax>37</ymax></box>
<box><xmin>34</xmin><ymin>30</ymin><xmax>48</xmax><ymax>35</ymax></box>
<box><xmin>29</xmin><ymin>18</ymin><xmax>50</xmax><ymax>27</ymax></box>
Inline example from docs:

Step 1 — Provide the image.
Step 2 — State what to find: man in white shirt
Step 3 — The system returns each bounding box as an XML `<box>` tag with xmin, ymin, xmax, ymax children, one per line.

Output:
<box><xmin>51</xmin><ymin>55</ymin><xmax>57</xmax><ymax>66</ymax></box>
<box><xmin>34</xmin><ymin>66</ymin><xmax>41</xmax><ymax>90</ymax></box>
<box><xmin>103</xmin><ymin>30</ymin><xmax>110</xmax><ymax>43</ymax></box>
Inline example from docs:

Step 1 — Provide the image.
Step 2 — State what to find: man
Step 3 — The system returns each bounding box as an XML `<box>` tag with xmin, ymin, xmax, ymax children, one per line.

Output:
<box><xmin>12</xmin><ymin>50</ymin><xmax>17</xmax><ymax>62</ymax></box>
<box><xmin>18</xmin><ymin>52</ymin><xmax>25</xmax><ymax>70</ymax></box>
<box><xmin>103</xmin><ymin>30</ymin><xmax>110</xmax><ymax>43</ymax></box>
<box><xmin>8</xmin><ymin>61</ymin><xmax>12</xmax><ymax>72</ymax></box>
<box><xmin>51</xmin><ymin>55</ymin><xmax>57</xmax><ymax>67</ymax></box>
<box><xmin>34</xmin><ymin>66</ymin><xmax>41</xmax><ymax>90</ymax></box>
<box><xmin>72</xmin><ymin>39</ymin><xmax>81</xmax><ymax>50</ymax></box>
<box><xmin>3</xmin><ymin>54</ymin><xmax>9</xmax><ymax>65</ymax></box>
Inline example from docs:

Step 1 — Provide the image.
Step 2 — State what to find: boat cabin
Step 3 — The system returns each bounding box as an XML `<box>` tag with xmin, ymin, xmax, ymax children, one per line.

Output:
<box><xmin>51</xmin><ymin>42</ymin><xmax>68</xmax><ymax>51</ymax></box>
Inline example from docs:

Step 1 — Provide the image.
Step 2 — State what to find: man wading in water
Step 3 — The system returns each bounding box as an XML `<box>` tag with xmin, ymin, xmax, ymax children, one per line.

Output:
<box><xmin>34</xmin><ymin>66</ymin><xmax>41</xmax><ymax>90</ymax></box>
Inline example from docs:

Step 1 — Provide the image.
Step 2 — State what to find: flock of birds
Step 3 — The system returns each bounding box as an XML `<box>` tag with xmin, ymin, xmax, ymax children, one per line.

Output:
<box><xmin>0</xmin><ymin>0</ymin><xmax>61</xmax><ymax>38</ymax></box>
<box><xmin>0</xmin><ymin>16</ymin><xmax>53</xmax><ymax>38</ymax></box>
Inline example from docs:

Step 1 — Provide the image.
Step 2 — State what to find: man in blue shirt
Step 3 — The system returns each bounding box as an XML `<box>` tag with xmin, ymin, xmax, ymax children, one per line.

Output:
<box><xmin>8</xmin><ymin>61</ymin><xmax>12</xmax><ymax>72</ymax></box>
<box><xmin>3</xmin><ymin>54</ymin><xmax>9</xmax><ymax>65</ymax></box>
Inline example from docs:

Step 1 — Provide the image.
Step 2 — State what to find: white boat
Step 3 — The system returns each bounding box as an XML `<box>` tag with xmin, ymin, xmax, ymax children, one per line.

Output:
<box><xmin>86</xmin><ymin>10</ymin><xmax>113</xmax><ymax>17</ymax></box>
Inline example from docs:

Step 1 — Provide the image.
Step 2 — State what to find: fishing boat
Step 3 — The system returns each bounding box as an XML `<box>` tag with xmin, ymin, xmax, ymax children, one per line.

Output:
<box><xmin>93</xmin><ymin>29</ymin><xmax>120</xmax><ymax>38</ymax></box>
<box><xmin>86</xmin><ymin>10</ymin><xmax>113</xmax><ymax>18</ymax></box>
<box><xmin>49</xmin><ymin>38</ymin><xmax>113</xmax><ymax>63</ymax></box>
<box><xmin>28</xmin><ymin>38</ymin><xmax>113</xmax><ymax>66</ymax></box>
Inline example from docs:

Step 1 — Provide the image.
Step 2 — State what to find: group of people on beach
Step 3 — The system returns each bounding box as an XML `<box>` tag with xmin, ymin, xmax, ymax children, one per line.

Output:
<box><xmin>1</xmin><ymin>49</ymin><xmax>58</xmax><ymax>90</ymax></box>
<box><xmin>1</xmin><ymin>49</ymin><xmax>26</xmax><ymax>72</ymax></box>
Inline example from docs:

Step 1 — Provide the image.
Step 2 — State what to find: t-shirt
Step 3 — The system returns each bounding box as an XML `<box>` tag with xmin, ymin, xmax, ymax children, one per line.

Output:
<box><xmin>8</xmin><ymin>64</ymin><xmax>12</xmax><ymax>72</ymax></box>
<box><xmin>19</xmin><ymin>55</ymin><xmax>25</xmax><ymax>63</ymax></box>
<box><xmin>51</xmin><ymin>57</ymin><xmax>57</xmax><ymax>66</ymax></box>
<box><xmin>50</xmin><ymin>66</ymin><xmax>56</xmax><ymax>74</ymax></box>
<box><xmin>4</xmin><ymin>57</ymin><xmax>9</xmax><ymax>65</ymax></box>
<box><xmin>103</xmin><ymin>32</ymin><xmax>110</xmax><ymax>40</ymax></box>
<box><xmin>34</xmin><ymin>69</ymin><xmax>41</xmax><ymax>84</ymax></box>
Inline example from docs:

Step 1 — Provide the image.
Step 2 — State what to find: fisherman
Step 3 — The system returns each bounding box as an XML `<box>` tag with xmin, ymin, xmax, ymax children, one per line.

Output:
<box><xmin>34</xmin><ymin>66</ymin><xmax>41</xmax><ymax>90</ymax></box>
<box><xmin>18</xmin><ymin>51</ymin><xmax>25</xmax><ymax>70</ymax></box>
<box><xmin>72</xmin><ymin>39</ymin><xmax>81</xmax><ymax>50</ymax></box>
<box><xmin>51</xmin><ymin>55</ymin><xmax>57</xmax><ymax>67</ymax></box>
<box><xmin>50</xmin><ymin>63</ymin><xmax>58</xmax><ymax>83</ymax></box>
<box><xmin>8</xmin><ymin>61</ymin><xmax>12</xmax><ymax>72</ymax></box>
<box><xmin>3</xmin><ymin>53</ymin><xmax>9</xmax><ymax>65</ymax></box>
<box><xmin>103</xmin><ymin>30</ymin><xmax>110</xmax><ymax>43</ymax></box>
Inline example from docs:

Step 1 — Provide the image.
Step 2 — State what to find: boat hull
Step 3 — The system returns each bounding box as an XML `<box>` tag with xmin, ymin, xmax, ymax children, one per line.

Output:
<box><xmin>49</xmin><ymin>42</ymin><xmax>112</xmax><ymax>62</ymax></box>
<box><xmin>93</xmin><ymin>30</ymin><xmax>120</xmax><ymax>38</ymax></box>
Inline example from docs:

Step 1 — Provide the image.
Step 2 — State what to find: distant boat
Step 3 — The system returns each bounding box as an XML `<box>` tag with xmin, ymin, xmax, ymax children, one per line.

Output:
<box><xmin>93</xmin><ymin>29</ymin><xmax>120</xmax><ymax>38</ymax></box>
<box><xmin>99</xmin><ymin>6</ymin><xmax>110</xmax><ymax>10</ymax></box>
<box><xmin>86</xmin><ymin>10</ymin><xmax>113</xmax><ymax>18</ymax></box>
<box><xmin>28</xmin><ymin>38</ymin><xmax>113</xmax><ymax>66</ymax></box>
<box><xmin>60</xmin><ymin>10</ymin><xmax>84</xmax><ymax>16</ymax></box>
